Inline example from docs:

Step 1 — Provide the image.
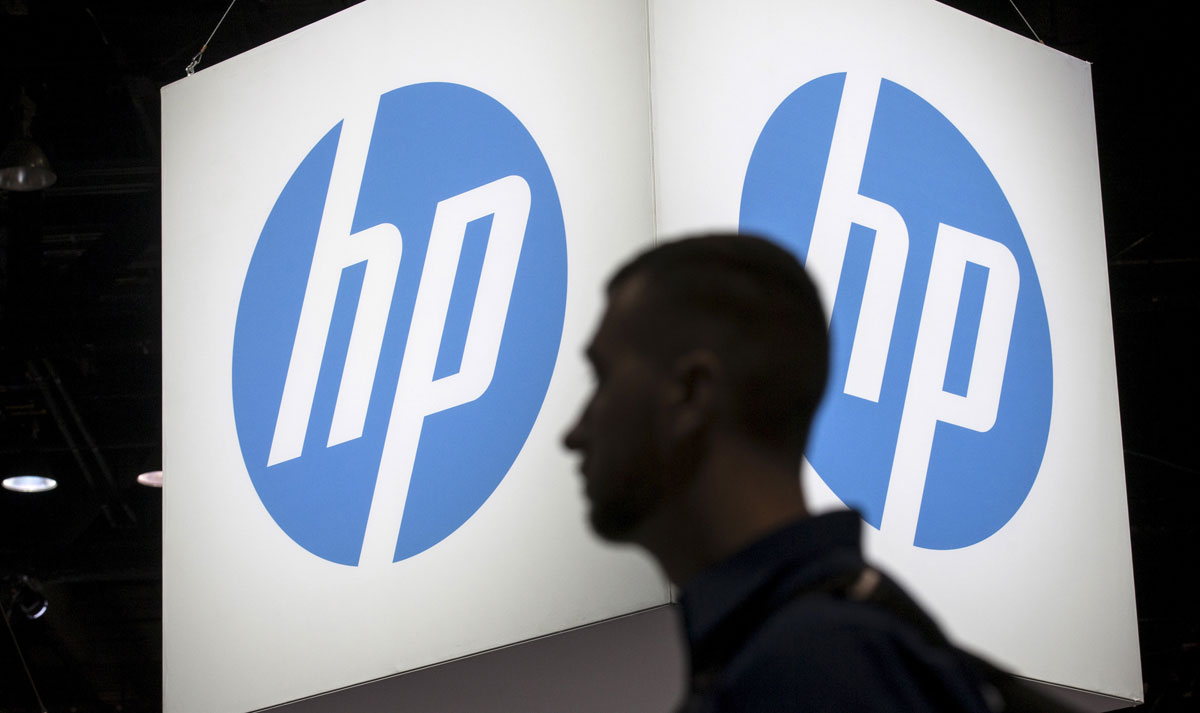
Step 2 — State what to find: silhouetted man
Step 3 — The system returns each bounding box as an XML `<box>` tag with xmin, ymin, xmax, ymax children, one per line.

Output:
<box><xmin>564</xmin><ymin>234</ymin><xmax>1003</xmax><ymax>712</ymax></box>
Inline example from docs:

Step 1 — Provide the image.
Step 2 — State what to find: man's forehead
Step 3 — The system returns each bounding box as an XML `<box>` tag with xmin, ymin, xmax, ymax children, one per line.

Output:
<box><xmin>592</xmin><ymin>274</ymin><xmax>683</xmax><ymax>358</ymax></box>
<box><xmin>597</xmin><ymin>275</ymin><xmax>653</xmax><ymax>336</ymax></box>
<box><xmin>608</xmin><ymin>272</ymin><xmax>654</xmax><ymax>312</ymax></box>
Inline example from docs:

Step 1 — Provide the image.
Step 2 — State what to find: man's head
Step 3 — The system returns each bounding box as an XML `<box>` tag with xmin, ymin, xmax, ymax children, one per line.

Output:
<box><xmin>564</xmin><ymin>233</ymin><xmax>829</xmax><ymax>543</ymax></box>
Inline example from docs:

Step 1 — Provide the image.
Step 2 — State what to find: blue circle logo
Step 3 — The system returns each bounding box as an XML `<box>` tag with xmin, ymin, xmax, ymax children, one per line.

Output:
<box><xmin>232</xmin><ymin>83</ymin><xmax>567</xmax><ymax>566</ymax></box>
<box><xmin>741</xmin><ymin>73</ymin><xmax>1052</xmax><ymax>549</ymax></box>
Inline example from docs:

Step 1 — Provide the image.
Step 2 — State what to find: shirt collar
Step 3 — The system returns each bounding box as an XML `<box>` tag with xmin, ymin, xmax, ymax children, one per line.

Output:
<box><xmin>678</xmin><ymin>510</ymin><xmax>863</xmax><ymax>649</ymax></box>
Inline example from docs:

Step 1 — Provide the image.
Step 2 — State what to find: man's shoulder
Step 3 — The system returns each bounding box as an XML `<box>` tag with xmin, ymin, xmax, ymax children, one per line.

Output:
<box><xmin>712</xmin><ymin>593</ymin><xmax>987</xmax><ymax>712</ymax></box>
<box><xmin>734</xmin><ymin>588</ymin><xmax>924</xmax><ymax>666</ymax></box>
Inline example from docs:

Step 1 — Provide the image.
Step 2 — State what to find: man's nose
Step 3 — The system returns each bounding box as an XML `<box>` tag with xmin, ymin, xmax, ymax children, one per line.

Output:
<box><xmin>563</xmin><ymin>409</ymin><xmax>587</xmax><ymax>452</ymax></box>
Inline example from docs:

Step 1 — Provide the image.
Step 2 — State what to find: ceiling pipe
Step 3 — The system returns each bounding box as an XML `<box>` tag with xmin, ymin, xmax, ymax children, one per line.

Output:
<box><xmin>41</xmin><ymin>358</ymin><xmax>137</xmax><ymax>527</ymax></box>
<box><xmin>24</xmin><ymin>360</ymin><xmax>128</xmax><ymax>529</ymax></box>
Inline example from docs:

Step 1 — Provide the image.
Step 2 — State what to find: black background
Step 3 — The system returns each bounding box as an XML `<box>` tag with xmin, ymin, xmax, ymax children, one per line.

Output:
<box><xmin>1</xmin><ymin>1</ymin><xmax>1195</xmax><ymax>711</ymax></box>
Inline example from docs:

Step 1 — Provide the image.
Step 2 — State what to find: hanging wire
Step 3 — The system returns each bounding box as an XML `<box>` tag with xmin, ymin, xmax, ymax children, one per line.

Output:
<box><xmin>2</xmin><ymin>597</ymin><xmax>48</xmax><ymax>713</ymax></box>
<box><xmin>186</xmin><ymin>0</ymin><xmax>240</xmax><ymax>75</ymax></box>
<box><xmin>1007</xmin><ymin>0</ymin><xmax>1045</xmax><ymax>44</ymax></box>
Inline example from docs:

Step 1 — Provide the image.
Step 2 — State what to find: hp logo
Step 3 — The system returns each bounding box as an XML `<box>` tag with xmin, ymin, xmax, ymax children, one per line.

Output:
<box><xmin>232</xmin><ymin>83</ymin><xmax>567</xmax><ymax>566</ymax></box>
<box><xmin>741</xmin><ymin>73</ymin><xmax>1052</xmax><ymax>549</ymax></box>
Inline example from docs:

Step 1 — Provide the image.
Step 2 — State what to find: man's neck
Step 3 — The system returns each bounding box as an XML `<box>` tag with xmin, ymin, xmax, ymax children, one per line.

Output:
<box><xmin>634</xmin><ymin>438</ymin><xmax>809</xmax><ymax>587</ymax></box>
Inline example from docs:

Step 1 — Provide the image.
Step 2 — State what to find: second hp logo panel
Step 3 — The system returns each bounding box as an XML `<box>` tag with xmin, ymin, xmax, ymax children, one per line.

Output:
<box><xmin>742</xmin><ymin>73</ymin><xmax>1053</xmax><ymax>550</ymax></box>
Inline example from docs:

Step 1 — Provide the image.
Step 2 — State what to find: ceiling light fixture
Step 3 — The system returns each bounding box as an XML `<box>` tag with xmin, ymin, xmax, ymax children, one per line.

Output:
<box><xmin>2</xmin><ymin>475</ymin><xmax>57</xmax><ymax>493</ymax></box>
<box><xmin>12</xmin><ymin>578</ymin><xmax>48</xmax><ymax>621</ymax></box>
<box><xmin>1</xmin><ymin>576</ymin><xmax>50</xmax><ymax>713</ymax></box>
<box><xmin>136</xmin><ymin>470</ymin><xmax>163</xmax><ymax>487</ymax></box>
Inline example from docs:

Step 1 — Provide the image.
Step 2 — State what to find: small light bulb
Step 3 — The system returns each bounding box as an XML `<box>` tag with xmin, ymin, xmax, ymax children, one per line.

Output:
<box><xmin>137</xmin><ymin>470</ymin><xmax>164</xmax><ymax>487</ymax></box>
<box><xmin>2</xmin><ymin>475</ymin><xmax>57</xmax><ymax>493</ymax></box>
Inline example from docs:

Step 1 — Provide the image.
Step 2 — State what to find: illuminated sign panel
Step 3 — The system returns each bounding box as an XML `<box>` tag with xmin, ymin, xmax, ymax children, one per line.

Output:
<box><xmin>163</xmin><ymin>2</ymin><xmax>663</xmax><ymax>712</ymax></box>
<box><xmin>651</xmin><ymin>0</ymin><xmax>1140</xmax><ymax>705</ymax></box>
<box><xmin>164</xmin><ymin>0</ymin><xmax>1140</xmax><ymax>710</ymax></box>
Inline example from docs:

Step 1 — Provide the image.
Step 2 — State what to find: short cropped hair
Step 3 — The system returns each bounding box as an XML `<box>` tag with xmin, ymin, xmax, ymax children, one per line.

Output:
<box><xmin>609</xmin><ymin>233</ymin><xmax>830</xmax><ymax>454</ymax></box>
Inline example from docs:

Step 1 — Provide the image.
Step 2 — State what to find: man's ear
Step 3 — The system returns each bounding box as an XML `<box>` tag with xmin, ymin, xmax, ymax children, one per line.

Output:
<box><xmin>664</xmin><ymin>348</ymin><xmax>722</xmax><ymax>441</ymax></box>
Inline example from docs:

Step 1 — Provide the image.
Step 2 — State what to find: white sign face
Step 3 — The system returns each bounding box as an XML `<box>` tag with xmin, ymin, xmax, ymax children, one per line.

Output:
<box><xmin>161</xmin><ymin>1</ymin><xmax>666</xmax><ymax>711</ymax></box>
<box><xmin>650</xmin><ymin>0</ymin><xmax>1140</xmax><ymax>705</ymax></box>
<box><xmin>165</xmin><ymin>0</ymin><xmax>1142</xmax><ymax>709</ymax></box>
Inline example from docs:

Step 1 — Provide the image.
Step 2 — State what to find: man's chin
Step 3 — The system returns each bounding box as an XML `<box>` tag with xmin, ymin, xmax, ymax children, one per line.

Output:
<box><xmin>587</xmin><ymin>505</ymin><xmax>641</xmax><ymax>543</ymax></box>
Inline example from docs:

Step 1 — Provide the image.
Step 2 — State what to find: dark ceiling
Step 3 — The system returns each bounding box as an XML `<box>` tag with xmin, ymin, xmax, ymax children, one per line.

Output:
<box><xmin>0</xmin><ymin>1</ymin><xmax>1195</xmax><ymax>712</ymax></box>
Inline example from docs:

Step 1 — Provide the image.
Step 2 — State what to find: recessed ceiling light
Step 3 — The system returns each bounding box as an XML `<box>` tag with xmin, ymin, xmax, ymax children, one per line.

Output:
<box><xmin>2</xmin><ymin>475</ymin><xmax>58</xmax><ymax>493</ymax></box>
<box><xmin>137</xmin><ymin>470</ymin><xmax>164</xmax><ymax>487</ymax></box>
